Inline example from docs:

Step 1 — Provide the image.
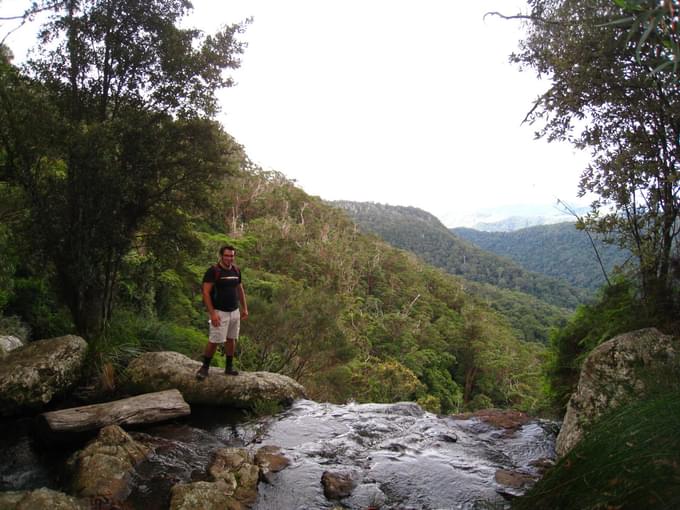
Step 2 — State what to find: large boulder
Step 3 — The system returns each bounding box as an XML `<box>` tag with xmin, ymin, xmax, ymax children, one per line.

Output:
<box><xmin>125</xmin><ymin>351</ymin><xmax>306</xmax><ymax>408</ymax></box>
<box><xmin>0</xmin><ymin>335</ymin><xmax>88</xmax><ymax>417</ymax></box>
<box><xmin>556</xmin><ymin>328</ymin><xmax>680</xmax><ymax>456</ymax></box>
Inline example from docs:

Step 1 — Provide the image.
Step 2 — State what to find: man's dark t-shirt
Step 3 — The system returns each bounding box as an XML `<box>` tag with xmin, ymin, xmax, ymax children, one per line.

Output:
<box><xmin>203</xmin><ymin>265</ymin><xmax>241</xmax><ymax>312</ymax></box>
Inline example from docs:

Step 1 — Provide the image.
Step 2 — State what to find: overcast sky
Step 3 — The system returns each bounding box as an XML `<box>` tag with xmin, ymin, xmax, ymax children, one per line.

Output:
<box><xmin>2</xmin><ymin>0</ymin><xmax>592</xmax><ymax>226</ymax></box>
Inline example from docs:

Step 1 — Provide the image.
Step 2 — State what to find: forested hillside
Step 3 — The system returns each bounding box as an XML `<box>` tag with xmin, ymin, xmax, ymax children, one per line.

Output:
<box><xmin>453</xmin><ymin>223</ymin><xmax>630</xmax><ymax>292</ymax></box>
<box><xmin>1</xmin><ymin>168</ymin><xmax>548</xmax><ymax>414</ymax></box>
<box><xmin>332</xmin><ymin>201</ymin><xmax>586</xmax><ymax>342</ymax></box>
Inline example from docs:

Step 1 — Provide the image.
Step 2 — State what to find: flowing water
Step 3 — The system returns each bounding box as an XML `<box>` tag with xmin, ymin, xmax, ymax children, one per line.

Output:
<box><xmin>0</xmin><ymin>399</ymin><xmax>557</xmax><ymax>509</ymax></box>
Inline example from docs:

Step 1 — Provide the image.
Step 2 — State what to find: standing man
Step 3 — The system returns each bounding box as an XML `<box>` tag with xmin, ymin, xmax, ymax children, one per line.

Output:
<box><xmin>196</xmin><ymin>245</ymin><xmax>248</xmax><ymax>379</ymax></box>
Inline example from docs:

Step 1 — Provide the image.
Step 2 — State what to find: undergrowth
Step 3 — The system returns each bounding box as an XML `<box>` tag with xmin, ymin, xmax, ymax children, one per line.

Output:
<box><xmin>512</xmin><ymin>391</ymin><xmax>680</xmax><ymax>510</ymax></box>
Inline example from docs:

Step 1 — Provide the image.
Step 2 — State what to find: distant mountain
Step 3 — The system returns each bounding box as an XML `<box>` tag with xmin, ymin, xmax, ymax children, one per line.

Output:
<box><xmin>440</xmin><ymin>203</ymin><xmax>590</xmax><ymax>231</ymax></box>
<box><xmin>331</xmin><ymin>201</ymin><xmax>590</xmax><ymax>343</ymax></box>
<box><xmin>452</xmin><ymin>223</ymin><xmax>630</xmax><ymax>292</ymax></box>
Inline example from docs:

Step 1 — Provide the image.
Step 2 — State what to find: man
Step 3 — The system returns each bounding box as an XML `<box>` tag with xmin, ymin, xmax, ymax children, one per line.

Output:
<box><xmin>196</xmin><ymin>245</ymin><xmax>249</xmax><ymax>379</ymax></box>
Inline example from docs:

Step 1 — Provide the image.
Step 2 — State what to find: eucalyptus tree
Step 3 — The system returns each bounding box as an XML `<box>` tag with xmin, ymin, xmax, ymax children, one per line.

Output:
<box><xmin>0</xmin><ymin>0</ymin><xmax>247</xmax><ymax>337</ymax></box>
<box><xmin>513</xmin><ymin>0</ymin><xmax>680</xmax><ymax>317</ymax></box>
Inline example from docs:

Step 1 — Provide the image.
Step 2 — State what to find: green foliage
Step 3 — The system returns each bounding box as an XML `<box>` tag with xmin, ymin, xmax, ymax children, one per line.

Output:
<box><xmin>239</xmin><ymin>272</ymin><xmax>353</xmax><ymax>381</ymax></box>
<box><xmin>513</xmin><ymin>391</ymin><xmax>680</xmax><ymax>510</ymax></box>
<box><xmin>0</xmin><ymin>315</ymin><xmax>29</xmax><ymax>342</ymax></box>
<box><xmin>547</xmin><ymin>278</ymin><xmax>650</xmax><ymax>412</ymax></box>
<box><xmin>0</xmin><ymin>224</ymin><xmax>15</xmax><ymax>311</ymax></box>
<box><xmin>607</xmin><ymin>0</ymin><xmax>680</xmax><ymax>76</ymax></box>
<box><xmin>404</xmin><ymin>349</ymin><xmax>463</xmax><ymax>414</ymax></box>
<box><xmin>5</xmin><ymin>274</ymin><xmax>74</xmax><ymax>340</ymax></box>
<box><xmin>0</xmin><ymin>0</ymin><xmax>247</xmax><ymax>337</ymax></box>
<box><xmin>347</xmin><ymin>358</ymin><xmax>426</xmax><ymax>404</ymax></box>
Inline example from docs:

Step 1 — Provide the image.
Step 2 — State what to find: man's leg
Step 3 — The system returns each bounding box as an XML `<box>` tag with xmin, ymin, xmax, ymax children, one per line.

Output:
<box><xmin>224</xmin><ymin>337</ymin><xmax>238</xmax><ymax>375</ymax></box>
<box><xmin>197</xmin><ymin>312</ymin><xmax>226</xmax><ymax>379</ymax></box>
<box><xmin>224</xmin><ymin>310</ymin><xmax>241</xmax><ymax>376</ymax></box>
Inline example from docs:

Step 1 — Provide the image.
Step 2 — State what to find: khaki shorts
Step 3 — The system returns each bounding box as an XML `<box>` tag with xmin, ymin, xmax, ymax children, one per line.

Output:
<box><xmin>208</xmin><ymin>309</ymin><xmax>241</xmax><ymax>344</ymax></box>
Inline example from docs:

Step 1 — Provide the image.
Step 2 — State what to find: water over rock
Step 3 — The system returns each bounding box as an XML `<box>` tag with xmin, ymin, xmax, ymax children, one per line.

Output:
<box><xmin>556</xmin><ymin>327</ymin><xmax>680</xmax><ymax>456</ymax></box>
<box><xmin>0</xmin><ymin>399</ymin><xmax>556</xmax><ymax>509</ymax></box>
<box><xmin>124</xmin><ymin>351</ymin><xmax>306</xmax><ymax>409</ymax></box>
<box><xmin>0</xmin><ymin>335</ymin><xmax>88</xmax><ymax>417</ymax></box>
<box><xmin>250</xmin><ymin>400</ymin><xmax>555</xmax><ymax>509</ymax></box>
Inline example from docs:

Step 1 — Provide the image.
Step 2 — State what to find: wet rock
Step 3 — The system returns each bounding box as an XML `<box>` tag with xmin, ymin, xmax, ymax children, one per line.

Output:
<box><xmin>529</xmin><ymin>457</ymin><xmax>555</xmax><ymax>474</ymax></box>
<box><xmin>0</xmin><ymin>335</ymin><xmax>22</xmax><ymax>357</ymax></box>
<box><xmin>169</xmin><ymin>480</ymin><xmax>242</xmax><ymax>510</ymax></box>
<box><xmin>556</xmin><ymin>328</ymin><xmax>680</xmax><ymax>457</ymax></box>
<box><xmin>438</xmin><ymin>433</ymin><xmax>458</xmax><ymax>443</ymax></box>
<box><xmin>66</xmin><ymin>424</ymin><xmax>152</xmax><ymax>501</ymax></box>
<box><xmin>209</xmin><ymin>447</ymin><xmax>260</xmax><ymax>506</ymax></box>
<box><xmin>0</xmin><ymin>488</ymin><xmax>86</xmax><ymax>509</ymax></box>
<box><xmin>452</xmin><ymin>409</ymin><xmax>531</xmax><ymax>432</ymax></box>
<box><xmin>254</xmin><ymin>445</ymin><xmax>290</xmax><ymax>483</ymax></box>
<box><xmin>342</xmin><ymin>482</ymin><xmax>386</xmax><ymax>509</ymax></box>
<box><xmin>125</xmin><ymin>351</ymin><xmax>306</xmax><ymax>409</ymax></box>
<box><xmin>0</xmin><ymin>335</ymin><xmax>88</xmax><ymax>417</ymax></box>
<box><xmin>494</xmin><ymin>469</ymin><xmax>536</xmax><ymax>488</ymax></box>
<box><xmin>321</xmin><ymin>471</ymin><xmax>355</xmax><ymax>500</ymax></box>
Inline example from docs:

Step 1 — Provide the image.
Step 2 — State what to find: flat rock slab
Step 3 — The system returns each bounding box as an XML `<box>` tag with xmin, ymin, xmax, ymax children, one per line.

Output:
<box><xmin>125</xmin><ymin>351</ymin><xmax>306</xmax><ymax>409</ymax></box>
<box><xmin>38</xmin><ymin>389</ymin><xmax>190</xmax><ymax>439</ymax></box>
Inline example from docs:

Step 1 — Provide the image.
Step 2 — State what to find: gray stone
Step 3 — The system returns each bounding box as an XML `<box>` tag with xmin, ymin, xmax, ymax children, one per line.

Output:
<box><xmin>169</xmin><ymin>480</ymin><xmax>242</xmax><ymax>510</ymax></box>
<box><xmin>0</xmin><ymin>335</ymin><xmax>22</xmax><ymax>357</ymax></box>
<box><xmin>125</xmin><ymin>351</ymin><xmax>306</xmax><ymax>409</ymax></box>
<box><xmin>208</xmin><ymin>447</ymin><xmax>260</xmax><ymax>506</ymax></box>
<box><xmin>0</xmin><ymin>335</ymin><xmax>88</xmax><ymax>416</ymax></box>
<box><xmin>556</xmin><ymin>328</ymin><xmax>680</xmax><ymax>456</ymax></box>
<box><xmin>0</xmin><ymin>488</ymin><xmax>86</xmax><ymax>510</ymax></box>
<box><xmin>254</xmin><ymin>445</ymin><xmax>290</xmax><ymax>481</ymax></box>
<box><xmin>321</xmin><ymin>470</ymin><xmax>355</xmax><ymax>500</ymax></box>
<box><xmin>66</xmin><ymin>424</ymin><xmax>152</xmax><ymax>501</ymax></box>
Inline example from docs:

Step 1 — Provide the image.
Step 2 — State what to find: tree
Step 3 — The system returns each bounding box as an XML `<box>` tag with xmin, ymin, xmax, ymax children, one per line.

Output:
<box><xmin>512</xmin><ymin>0</ymin><xmax>680</xmax><ymax>318</ymax></box>
<box><xmin>0</xmin><ymin>0</ymin><xmax>247</xmax><ymax>337</ymax></box>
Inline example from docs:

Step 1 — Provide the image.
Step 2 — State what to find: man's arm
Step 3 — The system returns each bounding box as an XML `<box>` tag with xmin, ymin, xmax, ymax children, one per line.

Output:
<box><xmin>203</xmin><ymin>282</ymin><xmax>221</xmax><ymax>326</ymax></box>
<box><xmin>238</xmin><ymin>284</ymin><xmax>249</xmax><ymax>320</ymax></box>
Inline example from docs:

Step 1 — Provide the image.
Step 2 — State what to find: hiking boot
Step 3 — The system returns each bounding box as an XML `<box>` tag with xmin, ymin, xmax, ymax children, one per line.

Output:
<box><xmin>196</xmin><ymin>364</ymin><xmax>210</xmax><ymax>380</ymax></box>
<box><xmin>225</xmin><ymin>356</ymin><xmax>238</xmax><ymax>376</ymax></box>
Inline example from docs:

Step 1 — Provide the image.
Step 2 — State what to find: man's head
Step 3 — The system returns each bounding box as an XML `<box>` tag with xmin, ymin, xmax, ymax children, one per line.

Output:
<box><xmin>219</xmin><ymin>245</ymin><xmax>236</xmax><ymax>266</ymax></box>
<box><xmin>220</xmin><ymin>245</ymin><xmax>236</xmax><ymax>257</ymax></box>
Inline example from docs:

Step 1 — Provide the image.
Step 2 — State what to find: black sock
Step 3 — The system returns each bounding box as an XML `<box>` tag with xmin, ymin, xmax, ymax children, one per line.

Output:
<box><xmin>226</xmin><ymin>356</ymin><xmax>233</xmax><ymax>370</ymax></box>
<box><xmin>202</xmin><ymin>356</ymin><xmax>212</xmax><ymax>367</ymax></box>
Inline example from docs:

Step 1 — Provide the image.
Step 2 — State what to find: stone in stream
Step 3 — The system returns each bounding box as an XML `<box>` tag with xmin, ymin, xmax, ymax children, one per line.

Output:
<box><xmin>66</xmin><ymin>424</ymin><xmax>152</xmax><ymax>502</ymax></box>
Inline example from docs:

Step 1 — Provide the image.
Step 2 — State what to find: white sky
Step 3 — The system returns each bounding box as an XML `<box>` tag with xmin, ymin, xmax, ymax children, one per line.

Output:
<box><xmin>1</xmin><ymin>0</ymin><xmax>592</xmax><ymax>226</ymax></box>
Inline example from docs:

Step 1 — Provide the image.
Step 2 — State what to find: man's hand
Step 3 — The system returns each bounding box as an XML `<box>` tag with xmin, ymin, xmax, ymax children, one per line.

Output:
<box><xmin>241</xmin><ymin>309</ymin><xmax>249</xmax><ymax>320</ymax></box>
<box><xmin>210</xmin><ymin>312</ymin><xmax>221</xmax><ymax>327</ymax></box>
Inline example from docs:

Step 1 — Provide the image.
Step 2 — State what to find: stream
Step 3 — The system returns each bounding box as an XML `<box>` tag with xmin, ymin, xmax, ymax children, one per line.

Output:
<box><xmin>0</xmin><ymin>399</ymin><xmax>557</xmax><ymax>509</ymax></box>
